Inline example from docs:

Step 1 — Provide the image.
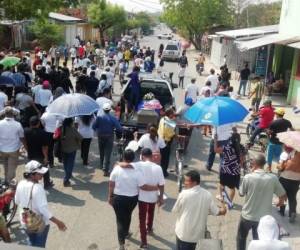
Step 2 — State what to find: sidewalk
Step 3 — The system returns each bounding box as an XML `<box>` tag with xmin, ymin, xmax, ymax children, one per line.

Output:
<box><xmin>183</xmin><ymin>46</ymin><xmax>300</xmax><ymax>249</ymax></box>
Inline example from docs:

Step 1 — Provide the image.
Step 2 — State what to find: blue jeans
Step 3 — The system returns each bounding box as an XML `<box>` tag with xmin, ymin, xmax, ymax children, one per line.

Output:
<box><xmin>238</xmin><ymin>80</ymin><xmax>248</xmax><ymax>96</ymax></box>
<box><xmin>27</xmin><ymin>225</ymin><xmax>50</xmax><ymax>248</ymax></box>
<box><xmin>206</xmin><ymin>139</ymin><xmax>228</xmax><ymax>170</ymax></box>
<box><xmin>176</xmin><ymin>236</ymin><xmax>197</xmax><ymax>250</ymax></box>
<box><xmin>267</xmin><ymin>142</ymin><xmax>282</xmax><ymax>166</ymax></box>
<box><xmin>63</xmin><ymin>151</ymin><xmax>76</xmax><ymax>182</ymax></box>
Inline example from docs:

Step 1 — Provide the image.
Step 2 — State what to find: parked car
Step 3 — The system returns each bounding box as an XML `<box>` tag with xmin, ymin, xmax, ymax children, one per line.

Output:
<box><xmin>157</xmin><ymin>33</ymin><xmax>173</xmax><ymax>40</ymax></box>
<box><xmin>161</xmin><ymin>41</ymin><xmax>181</xmax><ymax>61</ymax></box>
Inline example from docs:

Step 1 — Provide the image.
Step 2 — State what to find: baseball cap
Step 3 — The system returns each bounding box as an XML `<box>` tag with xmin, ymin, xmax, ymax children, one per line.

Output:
<box><xmin>24</xmin><ymin>160</ymin><xmax>48</xmax><ymax>175</ymax></box>
<box><xmin>103</xmin><ymin>102</ymin><xmax>111</xmax><ymax>111</ymax></box>
<box><xmin>275</xmin><ymin>108</ymin><xmax>285</xmax><ymax>116</ymax></box>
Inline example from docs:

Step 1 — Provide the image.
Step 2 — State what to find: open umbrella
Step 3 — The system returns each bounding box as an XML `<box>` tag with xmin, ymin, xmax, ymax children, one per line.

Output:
<box><xmin>0</xmin><ymin>56</ymin><xmax>20</xmax><ymax>68</ymax></box>
<box><xmin>0</xmin><ymin>75</ymin><xmax>16</xmax><ymax>86</ymax></box>
<box><xmin>277</xmin><ymin>131</ymin><xmax>300</xmax><ymax>151</ymax></box>
<box><xmin>47</xmin><ymin>93</ymin><xmax>100</xmax><ymax>118</ymax></box>
<box><xmin>184</xmin><ymin>96</ymin><xmax>249</xmax><ymax>126</ymax></box>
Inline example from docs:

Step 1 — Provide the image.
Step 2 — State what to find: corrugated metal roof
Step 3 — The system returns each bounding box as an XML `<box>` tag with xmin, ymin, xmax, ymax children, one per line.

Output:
<box><xmin>49</xmin><ymin>12</ymin><xmax>82</xmax><ymax>22</ymax></box>
<box><xmin>216</xmin><ymin>25</ymin><xmax>279</xmax><ymax>39</ymax></box>
<box><xmin>236</xmin><ymin>34</ymin><xmax>300</xmax><ymax>51</ymax></box>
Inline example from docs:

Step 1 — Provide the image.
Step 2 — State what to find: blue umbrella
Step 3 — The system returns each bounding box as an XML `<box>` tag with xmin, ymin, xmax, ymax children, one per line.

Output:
<box><xmin>184</xmin><ymin>96</ymin><xmax>249</xmax><ymax>126</ymax></box>
<box><xmin>0</xmin><ymin>75</ymin><xmax>16</xmax><ymax>86</ymax></box>
<box><xmin>47</xmin><ymin>93</ymin><xmax>100</xmax><ymax>118</ymax></box>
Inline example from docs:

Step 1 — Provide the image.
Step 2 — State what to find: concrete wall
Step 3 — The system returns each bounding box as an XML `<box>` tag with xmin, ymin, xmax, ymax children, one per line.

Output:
<box><xmin>279</xmin><ymin>0</ymin><xmax>300</xmax><ymax>36</ymax></box>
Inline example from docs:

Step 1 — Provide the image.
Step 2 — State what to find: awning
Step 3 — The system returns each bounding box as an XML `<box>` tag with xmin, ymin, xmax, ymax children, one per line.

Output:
<box><xmin>235</xmin><ymin>34</ymin><xmax>300</xmax><ymax>51</ymax></box>
<box><xmin>216</xmin><ymin>25</ymin><xmax>278</xmax><ymax>39</ymax></box>
<box><xmin>288</xmin><ymin>42</ymin><xmax>300</xmax><ymax>50</ymax></box>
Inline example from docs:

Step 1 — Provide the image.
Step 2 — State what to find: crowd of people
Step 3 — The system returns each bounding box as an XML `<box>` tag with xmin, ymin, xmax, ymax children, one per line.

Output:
<box><xmin>0</xmin><ymin>32</ymin><xmax>298</xmax><ymax>250</ymax></box>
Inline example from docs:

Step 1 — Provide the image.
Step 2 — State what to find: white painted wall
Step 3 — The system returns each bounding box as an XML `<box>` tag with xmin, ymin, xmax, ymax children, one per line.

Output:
<box><xmin>279</xmin><ymin>0</ymin><xmax>300</xmax><ymax>36</ymax></box>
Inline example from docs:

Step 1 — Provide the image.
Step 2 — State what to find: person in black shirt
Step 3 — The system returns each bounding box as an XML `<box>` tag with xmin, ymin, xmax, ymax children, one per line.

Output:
<box><xmin>85</xmin><ymin>71</ymin><xmax>99</xmax><ymax>100</ymax></box>
<box><xmin>178</xmin><ymin>51</ymin><xmax>188</xmax><ymax>68</ymax></box>
<box><xmin>238</xmin><ymin>63</ymin><xmax>250</xmax><ymax>96</ymax></box>
<box><xmin>266</xmin><ymin>108</ymin><xmax>293</xmax><ymax>171</ymax></box>
<box><xmin>24</xmin><ymin>116</ymin><xmax>54</xmax><ymax>189</ymax></box>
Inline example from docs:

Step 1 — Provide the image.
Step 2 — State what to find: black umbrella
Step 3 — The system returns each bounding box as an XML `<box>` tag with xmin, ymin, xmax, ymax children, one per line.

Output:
<box><xmin>0</xmin><ymin>75</ymin><xmax>16</xmax><ymax>86</ymax></box>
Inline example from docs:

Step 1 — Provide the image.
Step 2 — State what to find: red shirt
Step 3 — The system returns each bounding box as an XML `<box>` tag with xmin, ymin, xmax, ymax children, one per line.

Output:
<box><xmin>259</xmin><ymin>106</ymin><xmax>274</xmax><ymax>129</ymax></box>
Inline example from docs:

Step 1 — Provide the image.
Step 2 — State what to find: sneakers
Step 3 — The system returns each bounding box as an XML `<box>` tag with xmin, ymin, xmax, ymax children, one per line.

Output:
<box><xmin>103</xmin><ymin>171</ymin><xmax>110</xmax><ymax>177</ymax></box>
<box><xmin>140</xmin><ymin>244</ymin><xmax>148</xmax><ymax>249</ymax></box>
<box><xmin>63</xmin><ymin>180</ymin><xmax>71</xmax><ymax>187</ymax></box>
<box><xmin>289</xmin><ymin>213</ymin><xmax>296</xmax><ymax>223</ymax></box>
<box><xmin>118</xmin><ymin>244</ymin><xmax>125</xmax><ymax>250</ymax></box>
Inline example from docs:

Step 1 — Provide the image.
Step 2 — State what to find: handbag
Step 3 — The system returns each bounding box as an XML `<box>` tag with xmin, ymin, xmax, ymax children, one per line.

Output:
<box><xmin>22</xmin><ymin>184</ymin><xmax>46</xmax><ymax>233</ymax></box>
<box><xmin>53</xmin><ymin>127</ymin><xmax>62</xmax><ymax>140</ymax></box>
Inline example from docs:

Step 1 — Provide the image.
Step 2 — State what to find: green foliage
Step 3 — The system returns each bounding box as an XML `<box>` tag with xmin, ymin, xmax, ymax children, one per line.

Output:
<box><xmin>29</xmin><ymin>20</ymin><xmax>64</xmax><ymax>50</ymax></box>
<box><xmin>0</xmin><ymin>0</ymin><xmax>63</xmax><ymax>20</ymax></box>
<box><xmin>161</xmin><ymin>0</ymin><xmax>234</xmax><ymax>49</ymax></box>
<box><xmin>239</xmin><ymin>2</ymin><xmax>282</xmax><ymax>27</ymax></box>
<box><xmin>87</xmin><ymin>0</ymin><xmax>126</xmax><ymax>45</ymax></box>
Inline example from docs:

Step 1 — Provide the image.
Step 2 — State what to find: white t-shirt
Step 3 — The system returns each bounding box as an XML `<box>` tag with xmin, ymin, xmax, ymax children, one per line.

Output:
<box><xmin>185</xmin><ymin>84</ymin><xmax>199</xmax><ymax>103</ymax></box>
<box><xmin>206</xmin><ymin>74</ymin><xmax>219</xmax><ymax>93</ymax></box>
<box><xmin>110</xmin><ymin>165</ymin><xmax>145</xmax><ymax>197</ymax></box>
<box><xmin>0</xmin><ymin>118</ymin><xmax>24</xmax><ymax>152</ymax></box>
<box><xmin>70</xmin><ymin>47</ymin><xmax>76</xmax><ymax>58</ymax></box>
<box><xmin>40</xmin><ymin>112</ymin><xmax>62</xmax><ymax>133</ymax></box>
<box><xmin>134</xmin><ymin>161</ymin><xmax>165</xmax><ymax>203</ymax></box>
<box><xmin>200</xmin><ymin>86</ymin><xmax>212</xmax><ymax>97</ymax></box>
<box><xmin>248</xmin><ymin>240</ymin><xmax>291</xmax><ymax>250</ymax></box>
<box><xmin>38</xmin><ymin>88</ymin><xmax>53</xmax><ymax>107</ymax></box>
<box><xmin>31</xmin><ymin>84</ymin><xmax>42</xmax><ymax>104</ymax></box>
<box><xmin>138</xmin><ymin>133</ymin><xmax>166</xmax><ymax>152</ymax></box>
<box><xmin>212</xmin><ymin>123</ymin><xmax>234</xmax><ymax>141</ymax></box>
<box><xmin>0</xmin><ymin>92</ymin><xmax>8</xmax><ymax>111</ymax></box>
<box><xmin>75</xmin><ymin>116</ymin><xmax>95</xmax><ymax>138</ymax></box>
<box><xmin>96</xmin><ymin>96</ymin><xmax>113</xmax><ymax>116</ymax></box>
<box><xmin>15</xmin><ymin>180</ymin><xmax>53</xmax><ymax>225</ymax></box>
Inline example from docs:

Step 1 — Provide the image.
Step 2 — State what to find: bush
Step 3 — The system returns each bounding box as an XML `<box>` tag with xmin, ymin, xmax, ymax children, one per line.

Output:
<box><xmin>29</xmin><ymin>20</ymin><xmax>64</xmax><ymax>50</ymax></box>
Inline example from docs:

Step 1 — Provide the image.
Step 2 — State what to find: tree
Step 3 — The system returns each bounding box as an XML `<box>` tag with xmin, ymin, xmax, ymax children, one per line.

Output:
<box><xmin>161</xmin><ymin>0</ymin><xmax>234</xmax><ymax>49</ymax></box>
<box><xmin>29</xmin><ymin>20</ymin><xmax>64</xmax><ymax>50</ymax></box>
<box><xmin>239</xmin><ymin>2</ymin><xmax>282</xmax><ymax>28</ymax></box>
<box><xmin>87</xmin><ymin>0</ymin><xmax>126</xmax><ymax>47</ymax></box>
<box><xmin>0</xmin><ymin>0</ymin><xmax>63</xmax><ymax>20</ymax></box>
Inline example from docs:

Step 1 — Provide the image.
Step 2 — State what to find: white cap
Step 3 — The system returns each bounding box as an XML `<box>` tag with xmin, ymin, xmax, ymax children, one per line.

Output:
<box><xmin>24</xmin><ymin>160</ymin><xmax>48</xmax><ymax>175</ymax></box>
<box><xmin>103</xmin><ymin>102</ymin><xmax>111</xmax><ymax>111</ymax></box>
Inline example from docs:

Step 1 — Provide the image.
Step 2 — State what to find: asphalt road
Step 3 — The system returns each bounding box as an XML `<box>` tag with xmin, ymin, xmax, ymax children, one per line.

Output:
<box><xmin>3</xmin><ymin>25</ymin><xmax>300</xmax><ymax>250</ymax></box>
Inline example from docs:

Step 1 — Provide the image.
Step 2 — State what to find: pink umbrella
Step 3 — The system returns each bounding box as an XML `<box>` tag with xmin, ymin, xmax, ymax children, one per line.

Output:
<box><xmin>277</xmin><ymin>131</ymin><xmax>300</xmax><ymax>151</ymax></box>
<box><xmin>181</xmin><ymin>40</ymin><xmax>191</xmax><ymax>49</ymax></box>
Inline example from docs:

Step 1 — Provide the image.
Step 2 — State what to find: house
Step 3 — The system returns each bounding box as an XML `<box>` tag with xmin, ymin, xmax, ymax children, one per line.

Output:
<box><xmin>48</xmin><ymin>12</ymin><xmax>100</xmax><ymax>46</ymax></box>
<box><xmin>236</xmin><ymin>0</ymin><xmax>300</xmax><ymax>106</ymax></box>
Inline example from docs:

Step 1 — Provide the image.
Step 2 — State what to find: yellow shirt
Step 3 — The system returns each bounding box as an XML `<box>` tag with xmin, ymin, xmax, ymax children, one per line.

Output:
<box><xmin>158</xmin><ymin>117</ymin><xmax>176</xmax><ymax>142</ymax></box>
<box><xmin>124</xmin><ymin>50</ymin><xmax>131</xmax><ymax>60</ymax></box>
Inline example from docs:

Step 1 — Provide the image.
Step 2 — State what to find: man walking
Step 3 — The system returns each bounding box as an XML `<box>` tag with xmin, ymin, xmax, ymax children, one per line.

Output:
<box><xmin>24</xmin><ymin>116</ymin><xmax>54</xmax><ymax>189</ymax></box>
<box><xmin>267</xmin><ymin>108</ymin><xmax>293</xmax><ymax>171</ymax></box>
<box><xmin>248</xmin><ymin>76</ymin><xmax>264</xmax><ymax>112</ymax></box>
<box><xmin>136</xmin><ymin>148</ymin><xmax>165</xmax><ymax>249</ymax></box>
<box><xmin>173</xmin><ymin>170</ymin><xmax>226</xmax><ymax>250</ymax></box>
<box><xmin>0</xmin><ymin>107</ymin><xmax>26</xmax><ymax>182</ymax></box>
<box><xmin>238</xmin><ymin>63</ymin><xmax>251</xmax><ymax>96</ymax></box>
<box><xmin>237</xmin><ymin>154</ymin><xmax>286</xmax><ymax>250</ymax></box>
<box><xmin>92</xmin><ymin>103</ymin><xmax>122</xmax><ymax>176</ymax></box>
<box><xmin>205</xmin><ymin>69</ymin><xmax>219</xmax><ymax>94</ymax></box>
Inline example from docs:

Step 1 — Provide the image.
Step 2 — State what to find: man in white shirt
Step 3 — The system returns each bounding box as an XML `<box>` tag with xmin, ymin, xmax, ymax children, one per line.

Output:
<box><xmin>96</xmin><ymin>88</ymin><xmax>113</xmax><ymax>116</ymax></box>
<box><xmin>185</xmin><ymin>78</ymin><xmax>199</xmax><ymax>104</ymax></box>
<box><xmin>69</xmin><ymin>46</ymin><xmax>77</xmax><ymax>67</ymax></box>
<box><xmin>206</xmin><ymin>68</ymin><xmax>219</xmax><ymax>93</ymax></box>
<box><xmin>172</xmin><ymin>170</ymin><xmax>226</xmax><ymax>250</ymax></box>
<box><xmin>36</xmin><ymin>81</ymin><xmax>53</xmax><ymax>112</ymax></box>
<box><xmin>0</xmin><ymin>87</ymin><xmax>8</xmax><ymax>111</ymax></box>
<box><xmin>135</xmin><ymin>148</ymin><xmax>165</xmax><ymax>249</ymax></box>
<box><xmin>0</xmin><ymin>107</ymin><xmax>27</xmax><ymax>182</ymax></box>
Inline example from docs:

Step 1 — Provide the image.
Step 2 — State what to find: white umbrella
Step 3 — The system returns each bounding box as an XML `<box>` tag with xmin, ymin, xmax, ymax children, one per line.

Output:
<box><xmin>47</xmin><ymin>93</ymin><xmax>99</xmax><ymax>118</ymax></box>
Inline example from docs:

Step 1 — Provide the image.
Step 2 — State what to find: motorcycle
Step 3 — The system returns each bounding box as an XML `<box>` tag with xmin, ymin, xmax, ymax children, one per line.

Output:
<box><xmin>246</xmin><ymin>116</ymin><xmax>268</xmax><ymax>153</ymax></box>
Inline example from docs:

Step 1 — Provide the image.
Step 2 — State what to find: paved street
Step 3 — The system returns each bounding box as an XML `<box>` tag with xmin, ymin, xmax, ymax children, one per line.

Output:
<box><xmin>2</xmin><ymin>26</ymin><xmax>300</xmax><ymax>250</ymax></box>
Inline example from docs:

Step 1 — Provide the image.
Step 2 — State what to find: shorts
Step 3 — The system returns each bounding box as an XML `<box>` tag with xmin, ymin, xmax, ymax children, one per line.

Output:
<box><xmin>267</xmin><ymin>142</ymin><xmax>282</xmax><ymax>165</ymax></box>
<box><xmin>220</xmin><ymin>173</ymin><xmax>240</xmax><ymax>189</ymax></box>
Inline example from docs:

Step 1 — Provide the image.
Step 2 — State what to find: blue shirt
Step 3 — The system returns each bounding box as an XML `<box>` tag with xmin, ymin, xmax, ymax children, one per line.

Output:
<box><xmin>127</xmin><ymin>71</ymin><xmax>140</xmax><ymax>93</ymax></box>
<box><xmin>92</xmin><ymin>113</ymin><xmax>122</xmax><ymax>136</ymax></box>
<box><xmin>12</xmin><ymin>73</ymin><xmax>26</xmax><ymax>87</ymax></box>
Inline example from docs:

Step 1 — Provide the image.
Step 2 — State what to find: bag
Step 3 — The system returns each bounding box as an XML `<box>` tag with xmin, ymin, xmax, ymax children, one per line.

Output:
<box><xmin>53</xmin><ymin>127</ymin><xmax>62</xmax><ymax>140</ymax></box>
<box><xmin>22</xmin><ymin>184</ymin><xmax>45</xmax><ymax>233</ymax></box>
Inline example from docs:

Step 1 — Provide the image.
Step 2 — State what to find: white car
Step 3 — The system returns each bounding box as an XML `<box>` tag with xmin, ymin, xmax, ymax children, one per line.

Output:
<box><xmin>161</xmin><ymin>41</ymin><xmax>181</xmax><ymax>61</ymax></box>
<box><xmin>157</xmin><ymin>33</ymin><xmax>173</xmax><ymax>40</ymax></box>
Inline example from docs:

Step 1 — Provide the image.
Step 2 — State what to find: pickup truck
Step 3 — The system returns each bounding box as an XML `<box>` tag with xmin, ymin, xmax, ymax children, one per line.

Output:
<box><xmin>116</xmin><ymin>74</ymin><xmax>177</xmax><ymax>131</ymax></box>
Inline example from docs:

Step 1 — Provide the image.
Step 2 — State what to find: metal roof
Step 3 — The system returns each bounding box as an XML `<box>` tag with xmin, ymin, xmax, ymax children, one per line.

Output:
<box><xmin>288</xmin><ymin>41</ymin><xmax>300</xmax><ymax>50</ymax></box>
<box><xmin>236</xmin><ymin>34</ymin><xmax>300</xmax><ymax>51</ymax></box>
<box><xmin>49</xmin><ymin>12</ymin><xmax>83</xmax><ymax>23</ymax></box>
<box><xmin>216</xmin><ymin>25</ymin><xmax>278</xmax><ymax>39</ymax></box>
